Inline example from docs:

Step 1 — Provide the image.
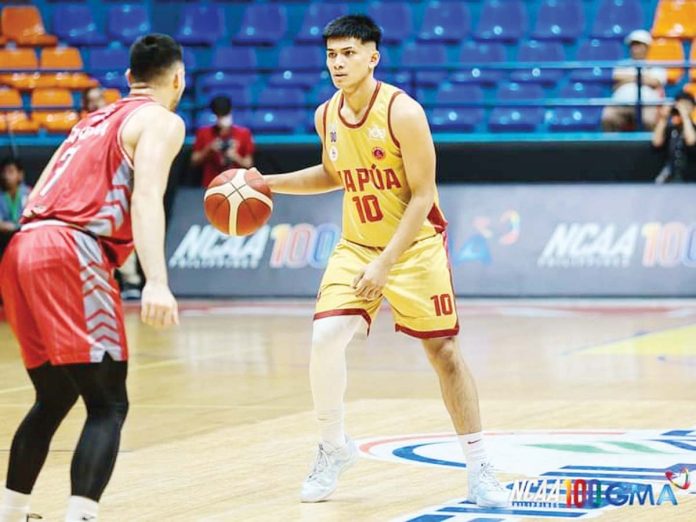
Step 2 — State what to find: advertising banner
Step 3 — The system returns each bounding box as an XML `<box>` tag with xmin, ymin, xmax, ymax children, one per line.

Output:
<box><xmin>166</xmin><ymin>185</ymin><xmax>696</xmax><ymax>297</ymax></box>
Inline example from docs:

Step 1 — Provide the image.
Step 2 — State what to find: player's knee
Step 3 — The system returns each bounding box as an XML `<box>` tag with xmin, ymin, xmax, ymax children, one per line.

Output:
<box><xmin>85</xmin><ymin>398</ymin><xmax>129</xmax><ymax>426</ymax></box>
<box><xmin>35</xmin><ymin>391</ymin><xmax>79</xmax><ymax>418</ymax></box>
<box><xmin>312</xmin><ymin>315</ymin><xmax>362</xmax><ymax>350</ymax></box>
<box><xmin>423</xmin><ymin>338</ymin><xmax>461</xmax><ymax>374</ymax></box>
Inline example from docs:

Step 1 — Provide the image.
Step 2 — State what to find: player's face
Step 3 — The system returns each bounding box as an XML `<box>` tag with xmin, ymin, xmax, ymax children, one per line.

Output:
<box><xmin>326</xmin><ymin>37</ymin><xmax>379</xmax><ymax>90</ymax></box>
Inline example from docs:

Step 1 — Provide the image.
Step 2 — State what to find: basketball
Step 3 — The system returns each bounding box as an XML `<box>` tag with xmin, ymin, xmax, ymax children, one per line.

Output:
<box><xmin>203</xmin><ymin>169</ymin><xmax>273</xmax><ymax>236</ymax></box>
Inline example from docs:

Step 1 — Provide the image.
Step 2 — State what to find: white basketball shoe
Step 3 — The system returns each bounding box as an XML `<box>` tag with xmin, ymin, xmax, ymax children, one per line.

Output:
<box><xmin>300</xmin><ymin>437</ymin><xmax>359</xmax><ymax>502</ymax></box>
<box><xmin>467</xmin><ymin>462</ymin><xmax>510</xmax><ymax>508</ymax></box>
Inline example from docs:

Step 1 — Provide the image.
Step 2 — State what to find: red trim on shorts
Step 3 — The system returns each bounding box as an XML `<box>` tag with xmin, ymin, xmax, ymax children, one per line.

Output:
<box><xmin>387</xmin><ymin>90</ymin><xmax>403</xmax><ymax>148</ymax></box>
<box><xmin>395</xmin><ymin>322</ymin><xmax>460</xmax><ymax>339</ymax></box>
<box><xmin>314</xmin><ymin>308</ymin><xmax>372</xmax><ymax>333</ymax></box>
<box><xmin>427</xmin><ymin>205</ymin><xmax>448</xmax><ymax>234</ymax></box>
<box><xmin>338</xmin><ymin>82</ymin><xmax>382</xmax><ymax>129</ymax></box>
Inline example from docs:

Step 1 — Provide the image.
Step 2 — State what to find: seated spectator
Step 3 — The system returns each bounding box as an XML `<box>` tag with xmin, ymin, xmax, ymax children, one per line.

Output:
<box><xmin>82</xmin><ymin>86</ymin><xmax>107</xmax><ymax>117</ymax></box>
<box><xmin>0</xmin><ymin>157</ymin><xmax>31</xmax><ymax>258</ymax></box>
<box><xmin>602</xmin><ymin>30</ymin><xmax>667</xmax><ymax>132</ymax></box>
<box><xmin>191</xmin><ymin>95</ymin><xmax>255</xmax><ymax>187</ymax></box>
<box><xmin>653</xmin><ymin>91</ymin><xmax>696</xmax><ymax>183</ymax></box>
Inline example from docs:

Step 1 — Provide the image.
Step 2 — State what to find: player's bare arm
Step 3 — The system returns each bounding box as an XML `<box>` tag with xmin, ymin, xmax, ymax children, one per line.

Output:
<box><xmin>353</xmin><ymin>95</ymin><xmax>437</xmax><ymax>300</ymax></box>
<box><xmin>124</xmin><ymin>105</ymin><xmax>185</xmax><ymax>328</ymax></box>
<box><xmin>263</xmin><ymin>104</ymin><xmax>343</xmax><ymax>195</ymax></box>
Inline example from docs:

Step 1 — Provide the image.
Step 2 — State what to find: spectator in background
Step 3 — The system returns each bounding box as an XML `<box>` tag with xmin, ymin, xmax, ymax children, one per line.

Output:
<box><xmin>191</xmin><ymin>95</ymin><xmax>255</xmax><ymax>187</ymax></box>
<box><xmin>602</xmin><ymin>30</ymin><xmax>667</xmax><ymax>132</ymax></box>
<box><xmin>0</xmin><ymin>157</ymin><xmax>30</xmax><ymax>259</ymax></box>
<box><xmin>653</xmin><ymin>91</ymin><xmax>696</xmax><ymax>183</ymax></box>
<box><xmin>82</xmin><ymin>86</ymin><xmax>106</xmax><ymax>116</ymax></box>
<box><xmin>81</xmin><ymin>87</ymin><xmax>143</xmax><ymax>300</ymax></box>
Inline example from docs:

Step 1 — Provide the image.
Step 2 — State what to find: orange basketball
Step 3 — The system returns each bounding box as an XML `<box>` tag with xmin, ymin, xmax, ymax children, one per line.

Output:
<box><xmin>203</xmin><ymin>169</ymin><xmax>273</xmax><ymax>236</ymax></box>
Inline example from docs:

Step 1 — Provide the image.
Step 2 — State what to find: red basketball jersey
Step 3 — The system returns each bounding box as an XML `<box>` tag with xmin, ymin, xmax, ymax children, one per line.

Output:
<box><xmin>22</xmin><ymin>96</ymin><xmax>157</xmax><ymax>267</ymax></box>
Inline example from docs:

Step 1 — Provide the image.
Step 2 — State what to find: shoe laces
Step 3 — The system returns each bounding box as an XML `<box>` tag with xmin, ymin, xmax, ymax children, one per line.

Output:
<box><xmin>307</xmin><ymin>444</ymin><xmax>330</xmax><ymax>480</ymax></box>
<box><xmin>477</xmin><ymin>462</ymin><xmax>506</xmax><ymax>492</ymax></box>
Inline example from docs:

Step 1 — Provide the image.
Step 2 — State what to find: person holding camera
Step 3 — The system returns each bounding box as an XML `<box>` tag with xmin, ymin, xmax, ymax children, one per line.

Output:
<box><xmin>652</xmin><ymin>91</ymin><xmax>696</xmax><ymax>183</ymax></box>
<box><xmin>191</xmin><ymin>95</ymin><xmax>255</xmax><ymax>187</ymax></box>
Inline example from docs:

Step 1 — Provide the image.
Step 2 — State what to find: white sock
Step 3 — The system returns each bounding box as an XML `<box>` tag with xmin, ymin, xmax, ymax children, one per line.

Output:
<box><xmin>459</xmin><ymin>432</ymin><xmax>487</xmax><ymax>472</ymax></box>
<box><xmin>310</xmin><ymin>316</ymin><xmax>363</xmax><ymax>449</ymax></box>
<box><xmin>0</xmin><ymin>488</ymin><xmax>30</xmax><ymax>522</ymax></box>
<box><xmin>65</xmin><ymin>496</ymin><xmax>98</xmax><ymax>522</ymax></box>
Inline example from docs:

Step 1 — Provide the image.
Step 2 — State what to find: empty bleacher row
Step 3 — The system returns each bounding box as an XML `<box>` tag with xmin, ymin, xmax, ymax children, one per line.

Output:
<box><xmin>1</xmin><ymin>1</ymin><xmax>695</xmax><ymax>135</ymax></box>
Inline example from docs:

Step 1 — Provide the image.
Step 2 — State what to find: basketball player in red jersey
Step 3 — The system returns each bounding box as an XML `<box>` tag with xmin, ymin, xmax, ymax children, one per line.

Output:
<box><xmin>0</xmin><ymin>34</ymin><xmax>185</xmax><ymax>522</ymax></box>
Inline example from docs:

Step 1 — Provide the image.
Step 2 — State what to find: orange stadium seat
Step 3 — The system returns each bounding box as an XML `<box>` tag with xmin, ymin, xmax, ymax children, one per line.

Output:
<box><xmin>40</xmin><ymin>47</ymin><xmax>98</xmax><ymax>90</ymax></box>
<box><xmin>38</xmin><ymin>111</ymin><xmax>79</xmax><ymax>133</ymax></box>
<box><xmin>0</xmin><ymin>90</ymin><xmax>39</xmax><ymax>133</ymax></box>
<box><xmin>0</xmin><ymin>111</ymin><xmax>40</xmax><ymax>133</ymax></box>
<box><xmin>1</xmin><ymin>6</ymin><xmax>57</xmax><ymax>46</ymax></box>
<box><xmin>31</xmin><ymin>87</ymin><xmax>78</xmax><ymax>132</ymax></box>
<box><xmin>651</xmin><ymin>0</ymin><xmax>696</xmax><ymax>39</ymax></box>
<box><xmin>0</xmin><ymin>48</ymin><xmax>52</xmax><ymax>91</ymax></box>
<box><xmin>685</xmin><ymin>83</ymin><xmax>696</xmax><ymax>97</ymax></box>
<box><xmin>31</xmin><ymin>88</ymin><xmax>74</xmax><ymax>109</ymax></box>
<box><xmin>647</xmin><ymin>38</ymin><xmax>686</xmax><ymax>83</ymax></box>
<box><xmin>40</xmin><ymin>47</ymin><xmax>84</xmax><ymax>71</ymax></box>
<box><xmin>103</xmin><ymin>88</ymin><xmax>122</xmax><ymax>104</ymax></box>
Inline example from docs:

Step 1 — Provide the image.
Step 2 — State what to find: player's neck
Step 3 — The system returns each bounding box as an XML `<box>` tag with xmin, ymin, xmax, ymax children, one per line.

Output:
<box><xmin>342</xmin><ymin>76</ymin><xmax>378</xmax><ymax>117</ymax></box>
<box><xmin>128</xmin><ymin>85</ymin><xmax>170</xmax><ymax>109</ymax></box>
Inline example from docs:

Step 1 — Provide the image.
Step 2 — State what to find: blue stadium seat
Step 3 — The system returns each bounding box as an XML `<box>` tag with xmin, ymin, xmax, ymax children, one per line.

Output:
<box><xmin>430</xmin><ymin>84</ymin><xmax>484</xmax><ymax>132</ymax></box>
<box><xmin>367</xmin><ymin>2</ymin><xmax>413</xmax><ymax>44</ymax></box>
<box><xmin>532</xmin><ymin>0</ymin><xmax>584</xmax><ymax>42</ymax></box>
<box><xmin>450</xmin><ymin>42</ymin><xmax>506</xmax><ymax>86</ymax></box>
<box><xmin>591</xmin><ymin>0</ymin><xmax>643</xmax><ymax>40</ymax></box>
<box><xmin>549</xmin><ymin>82</ymin><xmax>603</xmax><ymax>131</ymax></box>
<box><xmin>400</xmin><ymin>42</ymin><xmax>448</xmax><ymax>88</ymax></box>
<box><xmin>234</xmin><ymin>4</ymin><xmax>287</xmax><ymax>46</ymax></box>
<box><xmin>296</xmin><ymin>3</ymin><xmax>348</xmax><ymax>43</ymax></box>
<box><xmin>510</xmin><ymin>40</ymin><xmax>565</xmax><ymax>85</ymax></box>
<box><xmin>88</xmin><ymin>47</ymin><xmax>129</xmax><ymax>90</ymax></box>
<box><xmin>250</xmin><ymin>87</ymin><xmax>306</xmax><ymax>133</ymax></box>
<box><xmin>269</xmin><ymin>45</ymin><xmax>327</xmax><ymax>89</ymax></box>
<box><xmin>571</xmin><ymin>39</ymin><xmax>623</xmax><ymax>83</ymax></box>
<box><xmin>199</xmin><ymin>47</ymin><xmax>258</xmax><ymax>92</ymax></box>
<box><xmin>107</xmin><ymin>5</ymin><xmax>151</xmax><ymax>45</ymax></box>
<box><xmin>488</xmin><ymin>83</ymin><xmax>545</xmax><ymax>132</ymax></box>
<box><xmin>312</xmin><ymin>83</ymin><xmax>337</xmax><ymax>105</ymax></box>
<box><xmin>475</xmin><ymin>0</ymin><xmax>528</xmax><ymax>42</ymax></box>
<box><xmin>182</xmin><ymin>47</ymin><xmax>197</xmax><ymax>72</ymax></box>
<box><xmin>418</xmin><ymin>1</ymin><xmax>471</xmax><ymax>43</ymax></box>
<box><xmin>53</xmin><ymin>4</ymin><xmax>107</xmax><ymax>46</ymax></box>
<box><xmin>176</xmin><ymin>5</ymin><xmax>226</xmax><ymax>46</ymax></box>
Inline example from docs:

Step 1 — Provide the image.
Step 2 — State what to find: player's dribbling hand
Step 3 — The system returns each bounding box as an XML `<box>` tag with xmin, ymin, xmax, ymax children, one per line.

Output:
<box><xmin>141</xmin><ymin>282</ymin><xmax>179</xmax><ymax>329</ymax></box>
<box><xmin>353</xmin><ymin>259</ymin><xmax>391</xmax><ymax>301</ymax></box>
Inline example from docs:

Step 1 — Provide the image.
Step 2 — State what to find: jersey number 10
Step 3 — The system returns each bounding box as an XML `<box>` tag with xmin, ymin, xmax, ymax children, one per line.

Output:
<box><xmin>352</xmin><ymin>195</ymin><xmax>383</xmax><ymax>223</ymax></box>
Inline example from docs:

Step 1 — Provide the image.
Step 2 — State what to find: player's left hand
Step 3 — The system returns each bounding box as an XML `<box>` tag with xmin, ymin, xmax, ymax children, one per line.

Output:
<box><xmin>353</xmin><ymin>259</ymin><xmax>391</xmax><ymax>300</ymax></box>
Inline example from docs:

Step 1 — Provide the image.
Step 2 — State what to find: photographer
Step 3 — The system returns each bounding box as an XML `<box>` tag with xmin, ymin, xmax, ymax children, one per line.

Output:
<box><xmin>653</xmin><ymin>91</ymin><xmax>696</xmax><ymax>183</ymax></box>
<box><xmin>191</xmin><ymin>95</ymin><xmax>255</xmax><ymax>187</ymax></box>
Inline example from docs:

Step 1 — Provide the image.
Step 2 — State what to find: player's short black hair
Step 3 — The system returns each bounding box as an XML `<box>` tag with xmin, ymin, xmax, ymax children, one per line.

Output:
<box><xmin>323</xmin><ymin>15</ymin><xmax>382</xmax><ymax>50</ymax></box>
<box><xmin>0</xmin><ymin>156</ymin><xmax>23</xmax><ymax>173</ymax></box>
<box><xmin>675</xmin><ymin>91</ymin><xmax>696</xmax><ymax>105</ymax></box>
<box><xmin>210</xmin><ymin>95</ymin><xmax>232</xmax><ymax>117</ymax></box>
<box><xmin>129</xmin><ymin>33</ymin><xmax>183</xmax><ymax>83</ymax></box>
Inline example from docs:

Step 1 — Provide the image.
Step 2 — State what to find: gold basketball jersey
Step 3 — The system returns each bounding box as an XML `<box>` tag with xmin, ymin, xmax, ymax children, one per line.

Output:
<box><xmin>323</xmin><ymin>81</ymin><xmax>446</xmax><ymax>248</ymax></box>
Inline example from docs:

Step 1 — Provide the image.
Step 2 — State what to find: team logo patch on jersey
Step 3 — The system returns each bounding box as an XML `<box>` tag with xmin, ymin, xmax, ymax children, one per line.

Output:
<box><xmin>329</xmin><ymin>145</ymin><xmax>339</xmax><ymax>162</ymax></box>
<box><xmin>368</xmin><ymin>124</ymin><xmax>386</xmax><ymax>141</ymax></box>
<box><xmin>329</xmin><ymin>123</ymin><xmax>338</xmax><ymax>144</ymax></box>
<box><xmin>372</xmin><ymin>147</ymin><xmax>386</xmax><ymax>160</ymax></box>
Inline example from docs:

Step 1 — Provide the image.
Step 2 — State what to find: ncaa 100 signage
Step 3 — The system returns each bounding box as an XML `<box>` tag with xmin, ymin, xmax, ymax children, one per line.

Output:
<box><xmin>165</xmin><ymin>185</ymin><xmax>696</xmax><ymax>297</ymax></box>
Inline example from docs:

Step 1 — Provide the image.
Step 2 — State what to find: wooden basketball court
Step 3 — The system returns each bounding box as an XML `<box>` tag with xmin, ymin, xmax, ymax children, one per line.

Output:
<box><xmin>1</xmin><ymin>299</ymin><xmax>696</xmax><ymax>521</ymax></box>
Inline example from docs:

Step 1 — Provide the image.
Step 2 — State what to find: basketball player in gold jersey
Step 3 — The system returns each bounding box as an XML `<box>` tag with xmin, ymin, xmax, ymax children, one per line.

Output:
<box><xmin>263</xmin><ymin>15</ymin><xmax>509</xmax><ymax>507</ymax></box>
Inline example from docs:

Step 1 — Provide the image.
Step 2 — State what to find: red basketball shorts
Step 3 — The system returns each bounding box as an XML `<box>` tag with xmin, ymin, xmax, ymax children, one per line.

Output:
<box><xmin>0</xmin><ymin>225</ymin><xmax>128</xmax><ymax>369</ymax></box>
